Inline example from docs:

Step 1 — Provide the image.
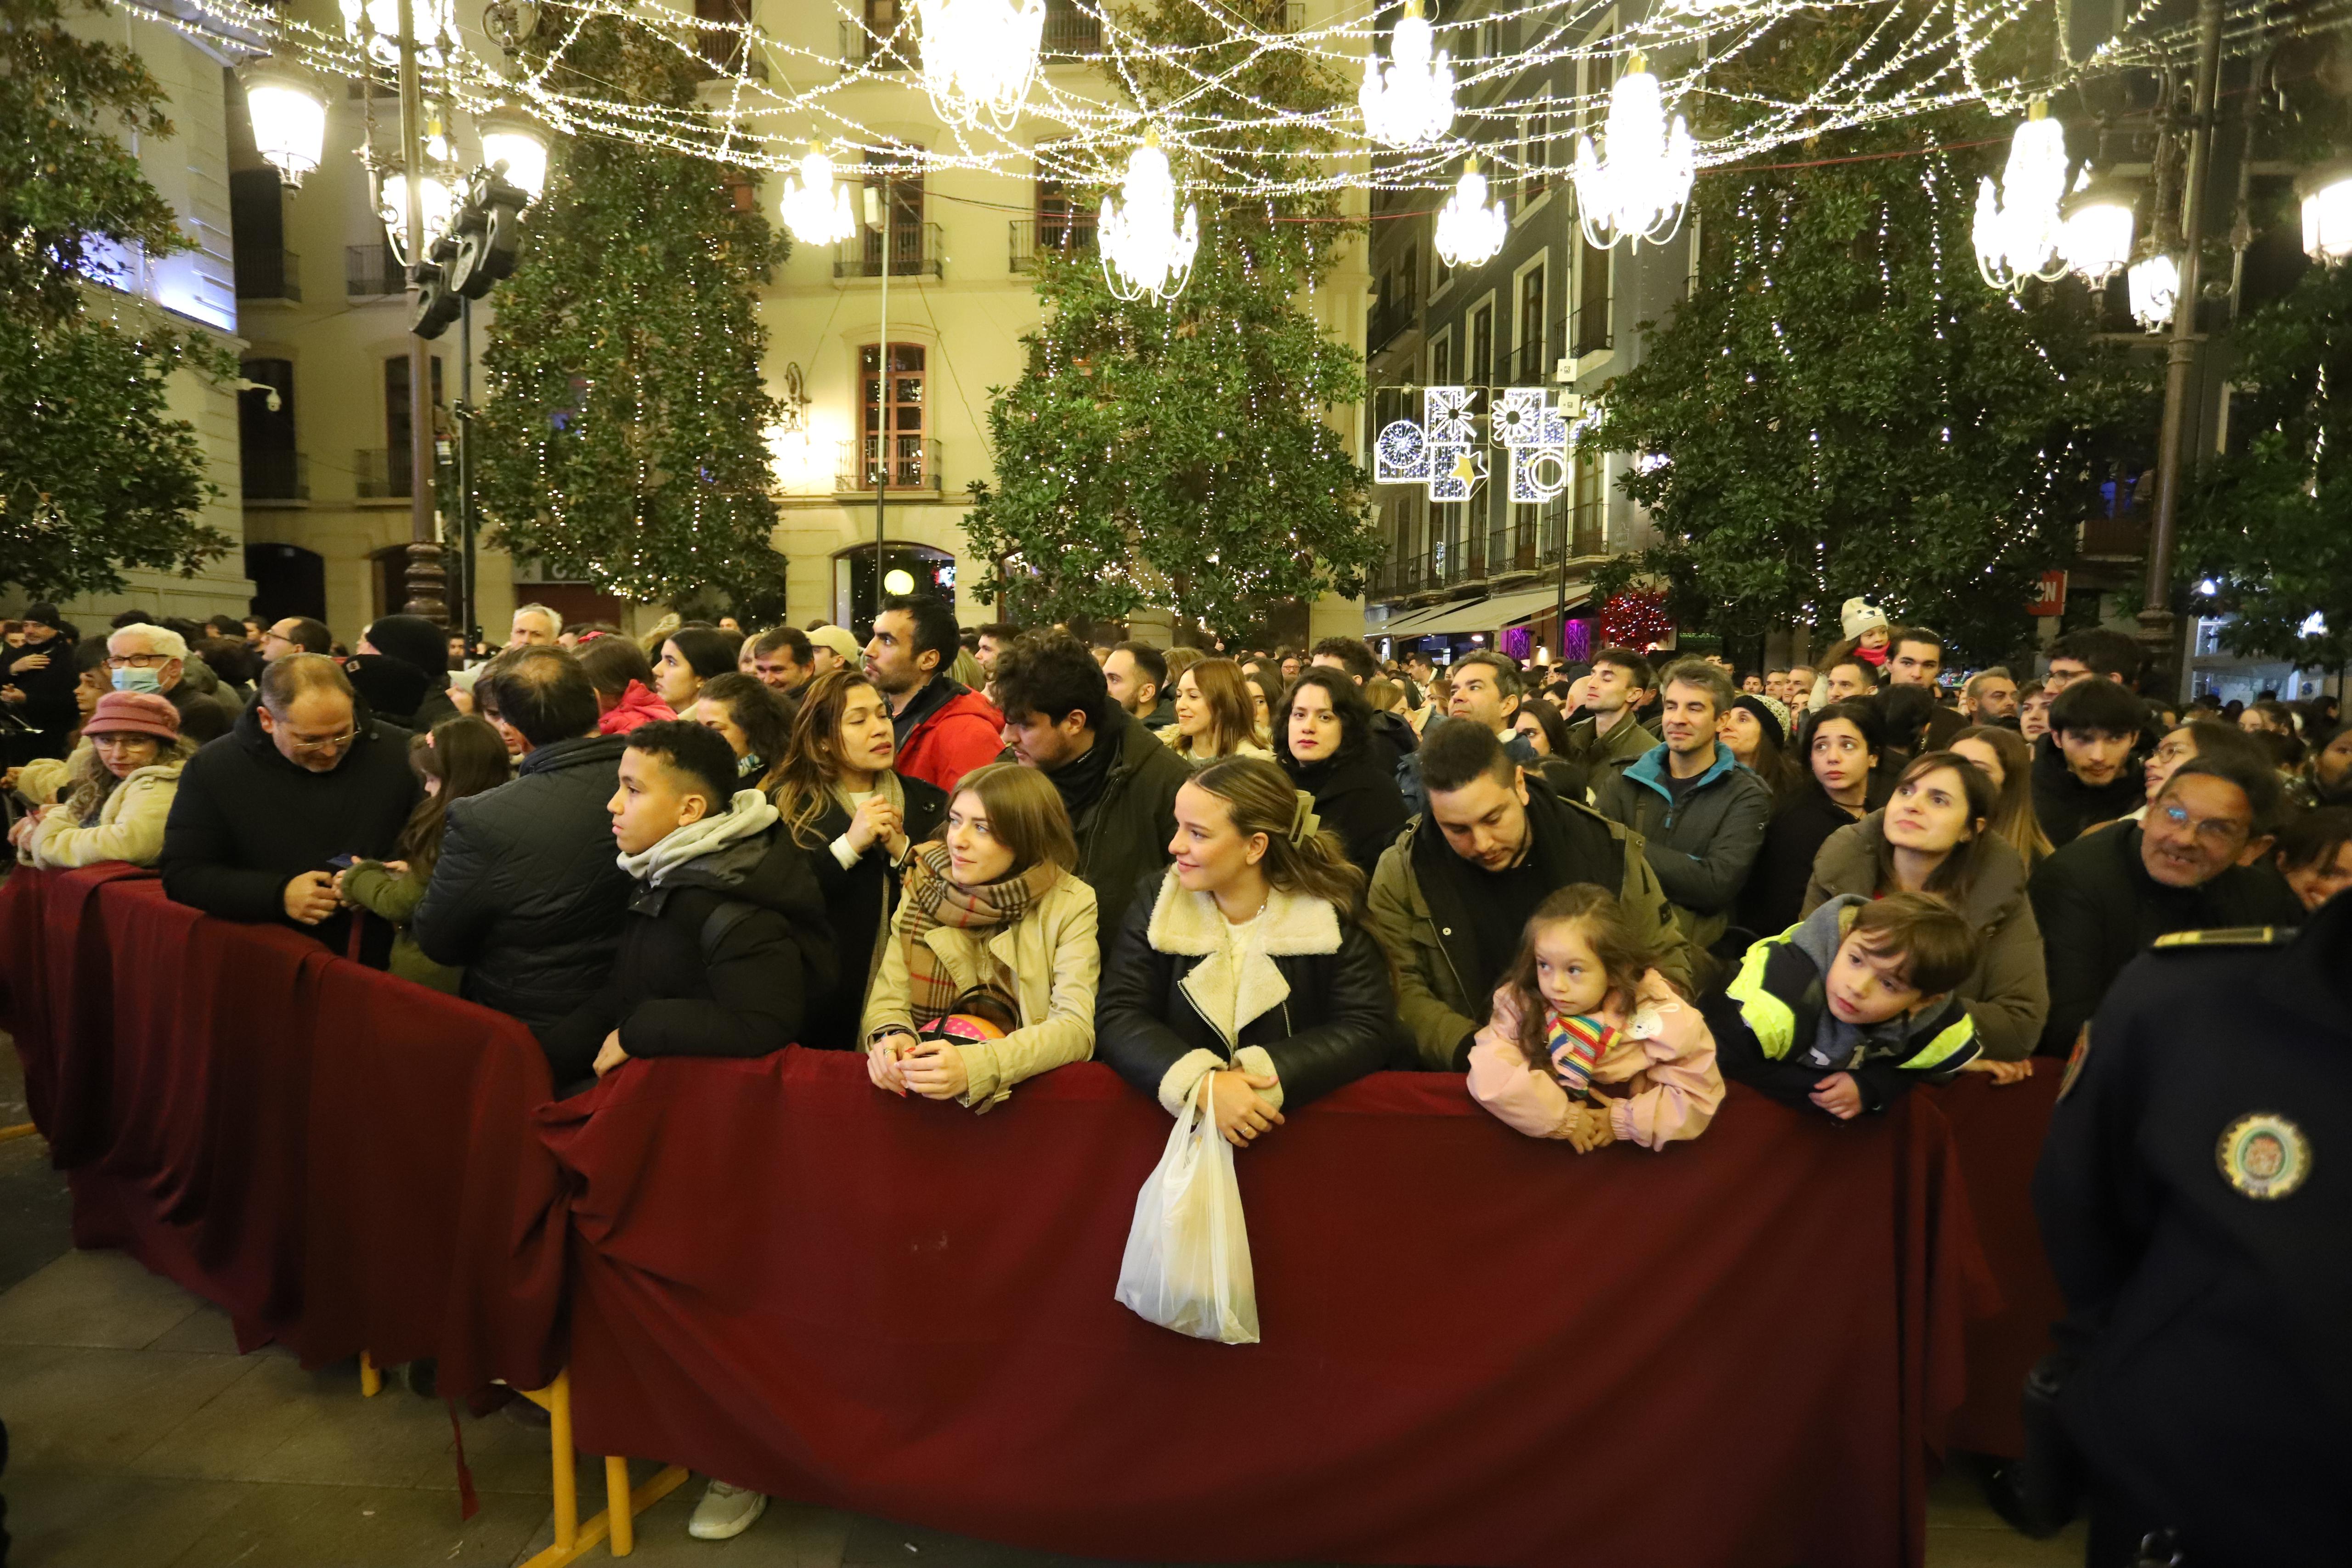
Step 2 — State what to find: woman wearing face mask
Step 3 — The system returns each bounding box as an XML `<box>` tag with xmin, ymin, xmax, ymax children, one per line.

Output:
<box><xmin>1273</xmin><ymin>669</ymin><xmax>1408</xmax><ymax>874</ymax></box>
<box><xmin>11</xmin><ymin>693</ymin><xmax>194</xmax><ymax>869</ymax></box>
<box><xmin>1737</xmin><ymin>701</ymin><xmax>1889</xmax><ymax>938</ymax></box>
<box><xmin>1096</xmin><ymin>757</ymin><xmax>1395</xmax><ymax>1145</ymax></box>
<box><xmin>1800</xmin><ymin>751</ymin><xmax>2047</xmax><ymax>1064</ymax></box>
<box><xmin>771</xmin><ymin>670</ymin><xmax>947</xmax><ymax>1048</ymax></box>
<box><xmin>863</xmin><ymin>762</ymin><xmax>1097</xmax><ymax>1109</ymax></box>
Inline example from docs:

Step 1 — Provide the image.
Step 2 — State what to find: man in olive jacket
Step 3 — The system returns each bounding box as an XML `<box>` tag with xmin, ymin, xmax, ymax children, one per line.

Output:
<box><xmin>1368</xmin><ymin>720</ymin><xmax>1693</xmax><ymax>1072</ymax></box>
<box><xmin>994</xmin><ymin>630</ymin><xmax>1192</xmax><ymax>946</ymax></box>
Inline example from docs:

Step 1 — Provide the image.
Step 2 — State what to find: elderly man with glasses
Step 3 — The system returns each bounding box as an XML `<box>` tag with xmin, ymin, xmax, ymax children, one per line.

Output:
<box><xmin>161</xmin><ymin>654</ymin><xmax>421</xmax><ymax>952</ymax></box>
<box><xmin>105</xmin><ymin>623</ymin><xmax>235</xmax><ymax>743</ymax></box>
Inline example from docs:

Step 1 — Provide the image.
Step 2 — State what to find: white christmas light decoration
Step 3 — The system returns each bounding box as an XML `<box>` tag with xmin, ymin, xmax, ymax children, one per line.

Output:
<box><xmin>239</xmin><ymin>59</ymin><xmax>327</xmax><ymax>189</ymax></box>
<box><xmin>779</xmin><ymin>144</ymin><xmax>858</xmax><ymax>245</ymax></box>
<box><xmin>2296</xmin><ymin>156</ymin><xmax>2352</xmax><ymax>263</ymax></box>
<box><xmin>1099</xmin><ymin>130</ymin><xmax>1198</xmax><ymax>303</ymax></box>
<box><xmin>1434</xmin><ymin>158</ymin><xmax>1507</xmax><ymax>267</ymax></box>
<box><xmin>1571</xmin><ymin>54</ymin><xmax>1695</xmax><ymax>250</ymax></box>
<box><xmin>477</xmin><ymin>107</ymin><xmax>552</xmax><ymax>205</ymax></box>
<box><xmin>2127</xmin><ymin>248</ymin><xmax>2180</xmax><ymax>331</ymax></box>
<box><xmin>2058</xmin><ymin>169</ymin><xmax>2136</xmax><ymax>284</ymax></box>
<box><xmin>1973</xmin><ymin>101</ymin><xmax>2070</xmax><ymax>290</ymax></box>
<box><xmin>1358</xmin><ymin>0</ymin><xmax>1455</xmax><ymax>151</ymax></box>
<box><xmin>916</xmin><ymin>0</ymin><xmax>1044</xmax><ymax>132</ymax></box>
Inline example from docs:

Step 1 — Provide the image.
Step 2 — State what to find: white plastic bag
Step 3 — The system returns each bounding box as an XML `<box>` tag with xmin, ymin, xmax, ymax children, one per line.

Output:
<box><xmin>1114</xmin><ymin>1075</ymin><xmax>1260</xmax><ymax>1344</ymax></box>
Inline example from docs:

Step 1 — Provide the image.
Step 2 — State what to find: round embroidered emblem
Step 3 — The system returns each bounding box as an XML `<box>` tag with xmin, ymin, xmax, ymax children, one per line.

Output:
<box><xmin>2217</xmin><ymin>1113</ymin><xmax>2311</xmax><ymax>1201</ymax></box>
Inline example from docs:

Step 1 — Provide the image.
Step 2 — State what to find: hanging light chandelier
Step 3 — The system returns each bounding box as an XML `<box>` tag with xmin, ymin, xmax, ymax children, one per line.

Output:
<box><xmin>1099</xmin><ymin>130</ymin><xmax>1198</xmax><ymax>303</ymax></box>
<box><xmin>1435</xmin><ymin>157</ymin><xmax>1507</xmax><ymax>267</ymax></box>
<box><xmin>779</xmin><ymin>143</ymin><xmax>859</xmax><ymax>245</ymax></box>
<box><xmin>2058</xmin><ymin>167</ymin><xmax>2137</xmax><ymax>285</ymax></box>
<box><xmin>2296</xmin><ymin>154</ymin><xmax>2352</xmax><ymax>263</ymax></box>
<box><xmin>1570</xmin><ymin>54</ymin><xmax>1695</xmax><ymax>250</ymax></box>
<box><xmin>2127</xmin><ymin>247</ymin><xmax>2181</xmax><ymax>331</ymax></box>
<box><xmin>916</xmin><ymin>0</ymin><xmax>1045</xmax><ymax>131</ymax></box>
<box><xmin>1359</xmin><ymin>0</ymin><xmax>1455</xmax><ymax>150</ymax></box>
<box><xmin>239</xmin><ymin>57</ymin><xmax>328</xmax><ymax>188</ymax></box>
<box><xmin>1973</xmin><ymin>100</ymin><xmax>2070</xmax><ymax>290</ymax></box>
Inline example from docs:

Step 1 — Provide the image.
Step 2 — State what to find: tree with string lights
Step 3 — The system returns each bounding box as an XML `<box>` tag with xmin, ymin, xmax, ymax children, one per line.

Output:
<box><xmin>0</xmin><ymin>0</ymin><xmax>235</xmax><ymax>601</ymax></box>
<box><xmin>1588</xmin><ymin>17</ymin><xmax>2153</xmax><ymax>665</ymax></box>
<box><xmin>962</xmin><ymin>1</ymin><xmax>1379</xmax><ymax>641</ymax></box>
<box><xmin>470</xmin><ymin>4</ymin><xmax>788</xmax><ymax>610</ymax></box>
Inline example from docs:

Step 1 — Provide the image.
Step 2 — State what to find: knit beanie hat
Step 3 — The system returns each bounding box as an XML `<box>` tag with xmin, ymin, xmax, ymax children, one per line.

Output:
<box><xmin>363</xmin><ymin>613</ymin><xmax>448</xmax><ymax>680</ymax></box>
<box><xmin>82</xmin><ymin>690</ymin><xmax>182</xmax><ymax>742</ymax></box>
<box><xmin>1731</xmin><ymin>692</ymin><xmax>1790</xmax><ymax>751</ymax></box>
<box><xmin>1840</xmin><ymin>598</ymin><xmax>1889</xmax><ymax>639</ymax></box>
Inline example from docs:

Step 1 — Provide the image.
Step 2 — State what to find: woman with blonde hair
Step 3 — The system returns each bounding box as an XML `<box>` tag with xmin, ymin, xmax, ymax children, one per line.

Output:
<box><xmin>1097</xmin><ymin>756</ymin><xmax>1395</xmax><ymax>1146</ymax></box>
<box><xmin>11</xmin><ymin>693</ymin><xmax>195</xmax><ymax>869</ymax></box>
<box><xmin>1163</xmin><ymin>656</ymin><xmax>1270</xmax><ymax>764</ymax></box>
<box><xmin>864</xmin><ymin>761</ymin><xmax>1098</xmax><ymax>1111</ymax></box>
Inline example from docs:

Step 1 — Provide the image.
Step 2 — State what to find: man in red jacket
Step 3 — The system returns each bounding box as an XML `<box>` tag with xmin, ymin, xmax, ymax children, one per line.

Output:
<box><xmin>865</xmin><ymin>595</ymin><xmax>1004</xmax><ymax>795</ymax></box>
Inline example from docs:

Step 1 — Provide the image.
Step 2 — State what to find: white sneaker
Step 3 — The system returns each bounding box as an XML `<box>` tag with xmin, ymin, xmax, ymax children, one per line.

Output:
<box><xmin>686</xmin><ymin>1478</ymin><xmax>768</xmax><ymax>1541</ymax></box>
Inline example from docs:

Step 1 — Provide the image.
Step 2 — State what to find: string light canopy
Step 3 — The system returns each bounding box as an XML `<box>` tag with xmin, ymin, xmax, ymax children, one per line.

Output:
<box><xmin>1973</xmin><ymin>100</ymin><xmax>2070</xmax><ymax>290</ymax></box>
<box><xmin>1099</xmin><ymin>129</ymin><xmax>1199</xmax><ymax>303</ymax></box>
<box><xmin>1358</xmin><ymin>0</ymin><xmax>1455</xmax><ymax>150</ymax></box>
<box><xmin>916</xmin><ymin>0</ymin><xmax>1046</xmax><ymax>131</ymax></box>
<box><xmin>2297</xmin><ymin>155</ymin><xmax>2352</xmax><ymax>263</ymax></box>
<box><xmin>1571</xmin><ymin>54</ymin><xmax>1695</xmax><ymax>250</ymax></box>
<box><xmin>1434</xmin><ymin>157</ymin><xmax>1507</xmax><ymax>266</ymax></box>
<box><xmin>779</xmin><ymin>143</ymin><xmax>859</xmax><ymax>244</ymax></box>
<box><xmin>239</xmin><ymin>57</ymin><xmax>328</xmax><ymax>187</ymax></box>
<box><xmin>2058</xmin><ymin>166</ymin><xmax>2137</xmax><ymax>284</ymax></box>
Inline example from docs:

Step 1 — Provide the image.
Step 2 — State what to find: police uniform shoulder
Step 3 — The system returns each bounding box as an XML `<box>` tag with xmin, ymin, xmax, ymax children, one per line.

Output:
<box><xmin>2151</xmin><ymin>926</ymin><xmax>2290</xmax><ymax>952</ymax></box>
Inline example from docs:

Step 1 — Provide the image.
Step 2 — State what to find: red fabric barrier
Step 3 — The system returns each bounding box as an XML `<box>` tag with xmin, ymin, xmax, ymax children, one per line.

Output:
<box><xmin>1928</xmin><ymin>1073</ymin><xmax>2065</xmax><ymax>1458</ymax></box>
<box><xmin>0</xmin><ymin>868</ymin><xmax>564</xmax><ymax>1393</ymax></box>
<box><xmin>552</xmin><ymin>1051</ymin><xmax>1986</xmax><ymax>1568</ymax></box>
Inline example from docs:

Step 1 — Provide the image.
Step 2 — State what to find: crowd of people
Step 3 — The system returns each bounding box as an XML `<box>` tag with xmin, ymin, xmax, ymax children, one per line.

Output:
<box><xmin>2</xmin><ymin>591</ymin><xmax>2347</xmax><ymax>1545</ymax></box>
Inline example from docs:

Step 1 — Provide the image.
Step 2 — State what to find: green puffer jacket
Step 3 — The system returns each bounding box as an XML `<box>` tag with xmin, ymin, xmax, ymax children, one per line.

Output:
<box><xmin>1366</xmin><ymin>785</ymin><xmax>1695</xmax><ymax>1071</ymax></box>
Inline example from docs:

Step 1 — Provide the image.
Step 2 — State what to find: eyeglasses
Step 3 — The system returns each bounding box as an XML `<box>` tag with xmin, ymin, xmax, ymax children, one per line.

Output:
<box><xmin>285</xmin><ymin>728</ymin><xmax>357</xmax><ymax>755</ymax></box>
<box><xmin>105</xmin><ymin>653</ymin><xmax>170</xmax><ymax>669</ymax></box>
<box><xmin>2155</xmin><ymin>801</ymin><xmax>2248</xmax><ymax>849</ymax></box>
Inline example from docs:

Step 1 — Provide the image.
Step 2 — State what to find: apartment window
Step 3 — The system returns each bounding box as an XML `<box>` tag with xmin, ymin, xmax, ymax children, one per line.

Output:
<box><xmin>864</xmin><ymin>151</ymin><xmax>926</xmax><ymax>274</ymax></box>
<box><xmin>695</xmin><ymin>0</ymin><xmax>750</xmax><ymax>72</ymax></box>
<box><xmin>382</xmin><ymin>354</ymin><xmax>444</xmax><ymax>500</ymax></box>
<box><xmin>1576</xmin><ymin>237</ymin><xmax>1612</xmax><ymax>356</ymax></box>
<box><xmin>1035</xmin><ymin>174</ymin><xmax>1092</xmax><ymax>253</ymax></box>
<box><xmin>1517</xmin><ymin>262</ymin><xmax>1545</xmax><ymax>382</ymax></box>
<box><xmin>1401</xmin><ymin>243</ymin><xmax>1420</xmax><ymax>306</ymax></box>
<box><xmin>1520</xmin><ymin>102</ymin><xmax>1552</xmax><ymax>205</ymax></box>
<box><xmin>1429</xmin><ymin>328</ymin><xmax>1454</xmax><ymax>387</ymax></box>
<box><xmin>1469</xmin><ymin>300</ymin><xmax>1493</xmax><ymax>389</ymax></box>
<box><xmin>860</xmin><ymin>343</ymin><xmax>927</xmax><ymax>488</ymax></box>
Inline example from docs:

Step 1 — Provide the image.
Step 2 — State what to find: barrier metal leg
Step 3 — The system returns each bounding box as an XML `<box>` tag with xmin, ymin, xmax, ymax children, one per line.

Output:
<box><xmin>515</xmin><ymin>1371</ymin><xmax>689</xmax><ymax>1566</ymax></box>
<box><xmin>358</xmin><ymin>1351</ymin><xmax>382</xmax><ymax>1398</ymax></box>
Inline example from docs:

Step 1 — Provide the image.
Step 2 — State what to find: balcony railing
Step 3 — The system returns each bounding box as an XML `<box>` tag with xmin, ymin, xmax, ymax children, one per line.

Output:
<box><xmin>346</xmin><ymin>244</ymin><xmax>403</xmax><ymax>299</ymax></box>
<box><xmin>834</xmin><ymin>220</ymin><xmax>944</xmax><ymax>280</ymax></box>
<box><xmin>696</xmin><ymin>28</ymin><xmax>768</xmax><ymax>79</ymax></box>
<box><xmin>837</xmin><ymin>436</ymin><xmax>943</xmax><ymax>494</ymax></box>
<box><xmin>1367</xmin><ymin>497</ymin><xmax>1606</xmax><ymax>602</ymax></box>
<box><xmin>355</xmin><ymin>447</ymin><xmax>413</xmax><ymax>500</ymax></box>
<box><xmin>838</xmin><ymin>18</ymin><xmax>916</xmax><ymax>68</ymax></box>
<box><xmin>1008</xmin><ymin>215</ymin><xmax>1096</xmax><ymax>272</ymax></box>
<box><xmin>1570</xmin><ymin>300</ymin><xmax>1613</xmax><ymax>359</ymax></box>
<box><xmin>1040</xmin><ymin>6</ymin><xmax>1102</xmax><ymax>54</ymax></box>
<box><xmin>234</xmin><ymin>248</ymin><xmax>300</xmax><ymax>302</ymax></box>
<box><xmin>242</xmin><ymin>450</ymin><xmax>309</xmax><ymax>502</ymax></box>
<box><xmin>2078</xmin><ymin>513</ymin><xmax>2148</xmax><ymax>558</ymax></box>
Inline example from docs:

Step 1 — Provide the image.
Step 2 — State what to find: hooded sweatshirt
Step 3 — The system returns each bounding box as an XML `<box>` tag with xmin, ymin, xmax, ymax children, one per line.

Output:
<box><xmin>1704</xmin><ymin>894</ymin><xmax>1979</xmax><ymax>1115</ymax></box>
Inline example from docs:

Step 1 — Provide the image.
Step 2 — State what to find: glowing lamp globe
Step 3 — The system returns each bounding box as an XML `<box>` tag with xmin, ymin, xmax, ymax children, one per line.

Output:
<box><xmin>2296</xmin><ymin>156</ymin><xmax>2352</xmax><ymax>264</ymax></box>
<box><xmin>2127</xmin><ymin>249</ymin><xmax>2180</xmax><ymax>333</ymax></box>
<box><xmin>478</xmin><ymin>107</ymin><xmax>552</xmax><ymax>204</ymax></box>
<box><xmin>2058</xmin><ymin>171</ymin><xmax>2136</xmax><ymax>285</ymax></box>
<box><xmin>240</xmin><ymin>59</ymin><xmax>328</xmax><ymax>189</ymax></box>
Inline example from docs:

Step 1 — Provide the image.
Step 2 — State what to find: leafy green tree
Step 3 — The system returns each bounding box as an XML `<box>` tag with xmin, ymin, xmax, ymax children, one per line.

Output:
<box><xmin>0</xmin><ymin>0</ymin><xmax>233</xmax><ymax>600</ymax></box>
<box><xmin>2179</xmin><ymin>259</ymin><xmax>2352</xmax><ymax>674</ymax></box>
<box><xmin>1589</xmin><ymin>22</ymin><xmax>2151</xmax><ymax>664</ymax></box>
<box><xmin>471</xmin><ymin>6</ymin><xmax>787</xmax><ymax>610</ymax></box>
<box><xmin>963</xmin><ymin>2</ymin><xmax>1378</xmax><ymax>640</ymax></box>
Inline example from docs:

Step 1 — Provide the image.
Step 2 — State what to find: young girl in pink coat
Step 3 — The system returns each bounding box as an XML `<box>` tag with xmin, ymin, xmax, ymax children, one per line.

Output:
<box><xmin>1465</xmin><ymin>885</ymin><xmax>1724</xmax><ymax>1151</ymax></box>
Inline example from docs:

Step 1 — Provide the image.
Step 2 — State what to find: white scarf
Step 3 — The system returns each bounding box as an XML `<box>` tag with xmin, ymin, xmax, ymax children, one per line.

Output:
<box><xmin>616</xmin><ymin>788</ymin><xmax>779</xmax><ymax>884</ymax></box>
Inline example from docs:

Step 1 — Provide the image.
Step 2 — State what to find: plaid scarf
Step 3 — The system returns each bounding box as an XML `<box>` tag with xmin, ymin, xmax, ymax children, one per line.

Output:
<box><xmin>1544</xmin><ymin>1009</ymin><xmax>1620</xmax><ymax>1100</ymax></box>
<box><xmin>896</xmin><ymin>843</ymin><xmax>1061</xmax><ymax>1027</ymax></box>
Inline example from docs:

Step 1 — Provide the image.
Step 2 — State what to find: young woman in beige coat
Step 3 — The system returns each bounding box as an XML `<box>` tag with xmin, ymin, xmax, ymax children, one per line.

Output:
<box><xmin>863</xmin><ymin>761</ymin><xmax>1100</xmax><ymax>1112</ymax></box>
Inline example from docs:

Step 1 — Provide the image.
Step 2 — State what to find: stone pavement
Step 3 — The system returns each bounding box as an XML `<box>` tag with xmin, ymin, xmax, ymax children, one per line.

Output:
<box><xmin>0</xmin><ymin>1049</ymin><xmax>2086</xmax><ymax>1568</ymax></box>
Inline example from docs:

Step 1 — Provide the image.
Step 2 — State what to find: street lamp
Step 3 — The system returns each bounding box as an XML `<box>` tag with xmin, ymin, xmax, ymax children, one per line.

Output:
<box><xmin>239</xmin><ymin>59</ymin><xmax>328</xmax><ymax>188</ymax></box>
<box><xmin>2296</xmin><ymin>154</ymin><xmax>2352</xmax><ymax>263</ymax></box>
<box><xmin>477</xmin><ymin>105</ymin><xmax>552</xmax><ymax>204</ymax></box>
<box><xmin>2128</xmin><ymin>247</ymin><xmax>2182</xmax><ymax>331</ymax></box>
<box><xmin>2059</xmin><ymin>170</ymin><xmax>2138</xmax><ymax>284</ymax></box>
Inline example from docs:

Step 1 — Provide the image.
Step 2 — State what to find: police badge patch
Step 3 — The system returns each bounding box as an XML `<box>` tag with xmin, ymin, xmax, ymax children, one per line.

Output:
<box><xmin>2217</xmin><ymin>1112</ymin><xmax>2312</xmax><ymax>1201</ymax></box>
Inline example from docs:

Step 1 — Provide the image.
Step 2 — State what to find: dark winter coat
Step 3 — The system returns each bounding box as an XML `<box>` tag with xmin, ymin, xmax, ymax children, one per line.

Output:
<box><xmin>1736</xmin><ymin>778</ymin><xmax>1884</xmax><ymax>940</ymax></box>
<box><xmin>1066</xmin><ymin>705</ymin><xmax>1193</xmax><ymax>948</ymax></box>
<box><xmin>2027</xmin><ymin>821</ymin><xmax>2305</xmax><ymax>1055</ymax></box>
<box><xmin>5</xmin><ymin>636</ymin><xmax>83</xmax><ymax>757</ymax></box>
<box><xmin>1590</xmin><ymin>740</ymin><xmax>1775</xmax><ymax>949</ymax></box>
<box><xmin>411</xmin><ymin>733</ymin><xmax>633</xmax><ymax>1029</ymax></box>
<box><xmin>535</xmin><ymin>826</ymin><xmax>837</xmax><ymax>1090</ymax></box>
<box><xmin>1284</xmin><ymin>748</ymin><xmax>1410</xmax><ymax>874</ymax></box>
<box><xmin>2030</xmin><ymin>733</ymin><xmax>2145</xmax><ymax>848</ymax></box>
<box><xmin>1096</xmin><ymin>868</ymin><xmax>1395</xmax><ymax>1112</ymax></box>
<box><xmin>160</xmin><ymin>695</ymin><xmax>420</xmax><ymax>950</ymax></box>
<box><xmin>791</xmin><ymin>774</ymin><xmax>948</xmax><ymax>1050</ymax></box>
<box><xmin>163</xmin><ymin>680</ymin><xmax>234</xmax><ymax>745</ymax></box>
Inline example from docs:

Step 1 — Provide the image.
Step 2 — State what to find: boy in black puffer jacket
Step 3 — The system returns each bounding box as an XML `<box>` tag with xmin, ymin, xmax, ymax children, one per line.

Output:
<box><xmin>535</xmin><ymin>721</ymin><xmax>836</xmax><ymax>1094</ymax></box>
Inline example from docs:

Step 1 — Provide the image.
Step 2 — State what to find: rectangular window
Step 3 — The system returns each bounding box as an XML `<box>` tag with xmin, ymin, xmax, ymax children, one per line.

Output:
<box><xmin>383</xmin><ymin>353</ymin><xmax>443</xmax><ymax>499</ymax></box>
<box><xmin>1517</xmin><ymin>263</ymin><xmax>1545</xmax><ymax>382</ymax></box>
<box><xmin>860</xmin><ymin>343</ymin><xmax>927</xmax><ymax>488</ymax></box>
<box><xmin>1469</xmin><ymin>301</ymin><xmax>1493</xmax><ymax>389</ymax></box>
<box><xmin>695</xmin><ymin>0</ymin><xmax>751</xmax><ymax>73</ymax></box>
<box><xmin>1034</xmin><ymin>174</ymin><xmax>1092</xmax><ymax>254</ymax></box>
<box><xmin>865</xmin><ymin>152</ymin><xmax>926</xmax><ymax>274</ymax></box>
<box><xmin>1520</xmin><ymin>105</ymin><xmax>1551</xmax><ymax>206</ymax></box>
<box><xmin>1429</xmin><ymin>329</ymin><xmax>1454</xmax><ymax>387</ymax></box>
<box><xmin>1401</xmin><ymin>242</ymin><xmax>1420</xmax><ymax>306</ymax></box>
<box><xmin>1576</xmin><ymin>239</ymin><xmax>1611</xmax><ymax>356</ymax></box>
